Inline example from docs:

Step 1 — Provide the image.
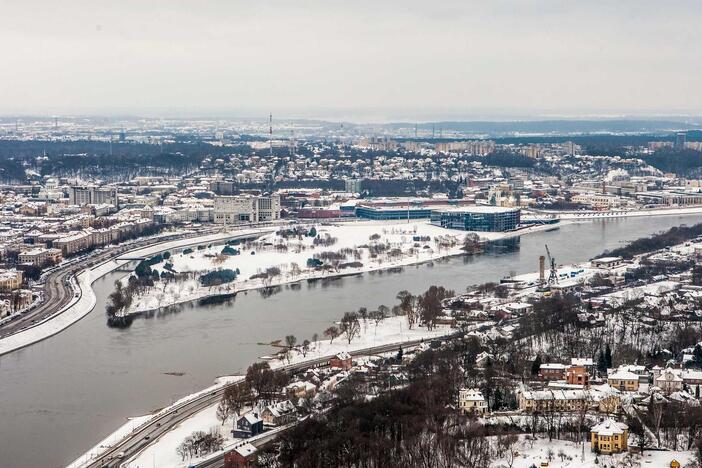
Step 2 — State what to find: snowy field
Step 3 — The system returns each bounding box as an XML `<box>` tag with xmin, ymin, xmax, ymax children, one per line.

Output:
<box><xmin>264</xmin><ymin>315</ymin><xmax>454</xmax><ymax>367</ymax></box>
<box><xmin>491</xmin><ymin>435</ymin><xmax>694</xmax><ymax>468</ymax></box>
<box><xmin>124</xmin><ymin>402</ymin><xmax>230</xmax><ymax>468</ymax></box>
<box><xmin>126</xmin><ymin>220</ymin><xmax>556</xmax><ymax>314</ymax></box>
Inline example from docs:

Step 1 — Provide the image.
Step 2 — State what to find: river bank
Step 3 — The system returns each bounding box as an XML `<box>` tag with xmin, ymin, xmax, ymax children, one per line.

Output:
<box><xmin>121</xmin><ymin>220</ymin><xmax>561</xmax><ymax>317</ymax></box>
<box><xmin>4</xmin><ymin>214</ymin><xmax>702</xmax><ymax>468</ymax></box>
<box><xmin>0</xmin><ymin>228</ymin><xmax>273</xmax><ymax>357</ymax></box>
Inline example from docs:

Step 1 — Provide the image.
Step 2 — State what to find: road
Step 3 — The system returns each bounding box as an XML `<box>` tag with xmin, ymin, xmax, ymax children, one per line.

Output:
<box><xmin>77</xmin><ymin>336</ymin><xmax>455</xmax><ymax>468</ymax></box>
<box><xmin>0</xmin><ymin>229</ymin><xmax>216</xmax><ymax>338</ymax></box>
<box><xmin>0</xmin><ymin>217</ymin><xmax>377</xmax><ymax>340</ymax></box>
<box><xmin>0</xmin><ymin>225</ymin><xmax>273</xmax><ymax>340</ymax></box>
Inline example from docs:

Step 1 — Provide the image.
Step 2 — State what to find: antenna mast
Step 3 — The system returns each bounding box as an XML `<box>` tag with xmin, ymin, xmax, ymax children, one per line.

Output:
<box><xmin>269</xmin><ymin>113</ymin><xmax>273</xmax><ymax>158</ymax></box>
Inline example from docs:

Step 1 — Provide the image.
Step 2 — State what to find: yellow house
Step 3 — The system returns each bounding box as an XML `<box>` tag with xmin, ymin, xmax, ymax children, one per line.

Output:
<box><xmin>607</xmin><ymin>369</ymin><xmax>640</xmax><ymax>392</ymax></box>
<box><xmin>591</xmin><ymin>418</ymin><xmax>628</xmax><ymax>454</ymax></box>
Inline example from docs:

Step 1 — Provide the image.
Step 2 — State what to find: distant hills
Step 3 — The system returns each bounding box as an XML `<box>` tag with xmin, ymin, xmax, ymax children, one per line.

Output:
<box><xmin>388</xmin><ymin>119</ymin><xmax>701</xmax><ymax>136</ymax></box>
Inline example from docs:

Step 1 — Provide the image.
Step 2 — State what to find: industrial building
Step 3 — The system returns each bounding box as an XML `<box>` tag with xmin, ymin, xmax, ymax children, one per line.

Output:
<box><xmin>430</xmin><ymin>206</ymin><xmax>520</xmax><ymax>232</ymax></box>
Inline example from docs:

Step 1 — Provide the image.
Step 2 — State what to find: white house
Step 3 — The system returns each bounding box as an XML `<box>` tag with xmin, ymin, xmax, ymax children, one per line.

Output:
<box><xmin>459</xmin><ymin>388</ymin><xmax>487</xmax><ymax>414</ymax></box>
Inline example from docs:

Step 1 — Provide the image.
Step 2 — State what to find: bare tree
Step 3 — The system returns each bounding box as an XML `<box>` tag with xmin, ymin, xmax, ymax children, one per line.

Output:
<box><xmin>216</xmin><ymin>399</ymin><xmax>230</xmax><ymax>426</ymax></box>
<box><xmin>340</xmin><ymin>312</ymin><xmax>361</xmax><ymax>344</ymax></box>
<box><xmin>285</xmin><ymin>334</ymin><xmax>297</xmax><ymax>349</ymax></box>
<box><xmin>324</xmin><ymin>326</ymin><xmax>340</xmax><ymax>344</ymax></box>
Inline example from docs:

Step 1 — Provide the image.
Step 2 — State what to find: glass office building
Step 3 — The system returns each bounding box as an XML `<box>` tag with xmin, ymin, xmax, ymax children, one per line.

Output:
<box><xmin>430</xmin><ymin>206</ymin><xmax>521</xmax><ymax>232</ymax></box>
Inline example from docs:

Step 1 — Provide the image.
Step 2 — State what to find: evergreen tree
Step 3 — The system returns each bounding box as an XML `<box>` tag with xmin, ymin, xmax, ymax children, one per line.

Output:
<box><xmin>605</xmin><ymin>344</ymin><xmax>613</xmax><ymax>368</ymax></box>
<box><xmin>493</xmin><ymin>387</ymin><xmax>503</xmax><ymax>411</ymax></box>
<box><xmin>693</xmin><ymin>344</ymin><xmax>702</xmax><ymax>367</ymax></box>
<box><xmin>597</xmin><ymin>350</ymin><xmax>607</xmax><ymax>375</ymax></box>
<box><xmin>531</xmin><ymin>355</ymin><xmax>542</xmax><ymax>376</ymax></box>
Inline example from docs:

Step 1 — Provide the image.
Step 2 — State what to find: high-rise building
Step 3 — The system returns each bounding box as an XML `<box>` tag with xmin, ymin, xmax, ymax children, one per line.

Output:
<box><xmin>68</xmin><ymin>185</ymin><xmax>118</xmax><ymax>207</ymax></box>
<box><xmin>345</xmin><ymin>179</ymin><xmax>363</xmax><ymax>194</ymax></box>
<box><xmin>675</xmin><ymin>132</ymin><xmax>687</xmax><ymax>149</ymax></box>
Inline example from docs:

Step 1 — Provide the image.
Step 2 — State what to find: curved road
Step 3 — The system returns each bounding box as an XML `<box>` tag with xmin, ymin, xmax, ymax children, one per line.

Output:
<box><xmin>0</xmin><ymin>228</ymin><xmax>225</xmax><ymax>339</ymax></box>
<box><xmin>79</xmin><ymin>337</ymin><xmax>455</xmax><ymax>468</ymax></box>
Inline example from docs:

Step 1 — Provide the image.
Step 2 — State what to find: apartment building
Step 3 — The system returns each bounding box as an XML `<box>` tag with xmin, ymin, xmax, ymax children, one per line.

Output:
<box><xmin>0</xmin><ymin>270</ymin><xmax>22</xmax><ymax>292</ymax></box>
<box><xmin>213</xmin><ymin>194</ymin><xmax>281</xmax><ymax>224</ymax></box>
<box><xmin>18</xmin><ymin>248</ymin><xmax>63</xmax><ymax>267</ymax></box>
<box><xmin>68</xmin><ymin>185</ymin><xmax>119</xmax><ymax>207</ymax></box>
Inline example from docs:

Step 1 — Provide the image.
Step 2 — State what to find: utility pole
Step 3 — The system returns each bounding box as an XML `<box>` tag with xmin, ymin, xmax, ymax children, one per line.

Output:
<box><xmin>269</xmin><ymin>113</ymin><xmax>273</xmax><ymax>158</ymax></box>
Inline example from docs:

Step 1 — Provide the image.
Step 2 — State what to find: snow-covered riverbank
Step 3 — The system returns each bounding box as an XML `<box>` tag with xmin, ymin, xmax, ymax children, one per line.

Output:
<box><xmin>0</xmin><ymin>228</ymin><xmax>273</xmax><ymax>357</ymax></box>
<box><xmin>124</xmin><ymin>220</ymin><xmax>559</xmax><ymax>315</ymax></box>
<box><xmin>542</xmin><ymin>204</ymin><xmax>702</xmax><ymax>220</ymax></box>
<box><xmin>70</xmin><ymin>317</ymin><xmax>454</xmax><ymax>468</ymax></box>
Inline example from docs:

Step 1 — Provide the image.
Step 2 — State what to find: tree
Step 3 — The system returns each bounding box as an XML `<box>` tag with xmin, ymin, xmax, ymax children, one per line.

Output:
<box><xmin>301</xmin><ymin>339</ymin><xmax>311</xmax><ymax>357</ymax></box>
<box><xmin>216</xmin><ymin>399</ymin><xmax>230</xmax><ymax>426</ymax></box>
<box><xmin>531</xmin><ymin>355</ymin><xmax>542</xmax><ymax>376</ymax></box>
<box><xmin>627</xmin><ymin>413</ymin><xmax>650</xmax><ymax>454</ymax></box>
<box><xmin>223</xmin><ymin>383</ymin><xmax>251</xmax><ymax>417</ymax></box>
<box><xmin>339</xmin><ymin>312</ymin><xmax>361</xmax><ymax>344</ymax></box>
<box><xmin>369</xmin><ymin>309</ymin><xmax>385</xmax><ymax>332</ymax></box>
<box><xmin>597</xmin><ymin>350</ymin><xmax>607</xmax><ymax>376</ymax></box>
<box><xmin>605</xmin><ymin>344</ymin><xmax>612</xmax><ymax>368</ymax></box>
<box><xmin>285</xmin><ymin>335</ymin><xmax>297</xmax><ymax>349</ymax></box>
<box><xmin>397</xmin><ymin>290</ymin><xmax>418</xmax><ymax>329</ymax></box>
<box><xmin>692</xmin><ymin>344</ymin><xmax>702</xmax><ymax>368</ymax></box>
<box><xmin>245</xmin><ymin>362</ymin><xmax>276</xmax><ymax>403</ymax></box>
<box><xmin>324</xmin><ymin>326</ymin><xmax>340</xmax><ymax>344</ymax></box>
<box><xmin>358</xmin><ymin>307</ymin><xmax>368</xmax><ymax>322</ymax></box>
<box><xmin>418</xmin><ymin>285</ymin><xmax>454</xmax><ymax>330</ymax></box>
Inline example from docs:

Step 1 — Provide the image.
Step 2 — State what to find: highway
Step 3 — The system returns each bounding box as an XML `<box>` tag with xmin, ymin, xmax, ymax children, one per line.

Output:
<box><xmin>1</xmin><ymin>217</ymin><xmax>372</xmax><ymax>340</ymax></box>
<box><xmin>0</xmin><ymin>226</ymin><xmax>267</xmax><ymax>340</ymax></box>
<box><xmin>77</xmin><ymin>336</ymin><xmax>455</xmax><ymax>468</ymax></box>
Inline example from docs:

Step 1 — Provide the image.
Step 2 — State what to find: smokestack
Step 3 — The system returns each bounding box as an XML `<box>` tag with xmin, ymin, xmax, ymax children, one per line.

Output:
<box><xmin>539</xmin><ymin>256</ymin><xmax>545</xmax><ymax>283</ymax></box>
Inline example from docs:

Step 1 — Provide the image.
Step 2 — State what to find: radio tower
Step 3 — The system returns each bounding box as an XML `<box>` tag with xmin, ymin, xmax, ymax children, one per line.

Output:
<box><xmin>269</xmin><ymin>113</ymin><xmax>273</xmax><ymax>158</ymax></box>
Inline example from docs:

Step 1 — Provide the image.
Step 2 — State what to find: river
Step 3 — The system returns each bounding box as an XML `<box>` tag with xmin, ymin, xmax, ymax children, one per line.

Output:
<box><xmin>0</xmin><ymin>215</ymin><xmax>700</xmax><ymax>467</ymax></box>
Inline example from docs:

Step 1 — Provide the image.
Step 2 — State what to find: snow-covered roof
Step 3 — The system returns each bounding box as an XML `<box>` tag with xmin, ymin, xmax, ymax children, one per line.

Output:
<box><xmin>540</xmin><ymin>363</ymin><xmax>567</xmax><ymax>370</ymax></box>
<box><xmin>571</xmin><ymin>358</ymin><xmax>594</xmax><ymax>366</ymax></box>
<box><xmin>233</xmin><ymin>442</ymin><xmax>257</xmax><ymax>457</ymax></box>
<box><xmin>591</xmin><ymin>418</ymin><xmax>627</xmax><ymax>436</ymax></box>
<box><xmin>608</xmin><ymin>370</ymin><xmax>640</xmax><ymax>381</ymax></box>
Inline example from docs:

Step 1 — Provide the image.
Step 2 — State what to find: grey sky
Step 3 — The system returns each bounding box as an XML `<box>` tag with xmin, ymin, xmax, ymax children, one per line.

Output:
<box><xmin>1</xmin><ymin>0</ymin><xmax>701</xmax><ymax>120</ymax></box>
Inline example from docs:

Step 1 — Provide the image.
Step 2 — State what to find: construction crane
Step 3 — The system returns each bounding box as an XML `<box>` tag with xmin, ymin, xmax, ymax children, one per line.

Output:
<box><xmin>545</xmin><ymin>244</ymin><xmax>558</xmax><ymax>285</ymax></box>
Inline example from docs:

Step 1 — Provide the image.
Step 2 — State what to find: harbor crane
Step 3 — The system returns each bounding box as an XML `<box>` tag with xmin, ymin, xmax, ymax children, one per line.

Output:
<box><xmin>545</xmin><ymin>244</ymin><xmax>559</xmax><ymax>285</ymax></box>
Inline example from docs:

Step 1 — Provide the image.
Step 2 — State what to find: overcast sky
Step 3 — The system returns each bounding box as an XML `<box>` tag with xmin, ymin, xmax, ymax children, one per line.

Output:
<box><xmin>1</xmin><ymin>1</ymin><xmax>701</xmax><ymax>121</ymax></box>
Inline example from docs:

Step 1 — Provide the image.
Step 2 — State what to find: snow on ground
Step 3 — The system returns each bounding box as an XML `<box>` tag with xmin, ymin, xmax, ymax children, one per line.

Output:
<box><xmin>0</xmin><ymin>228</ymin><xmax>272</xmax><ymax>357</ymax></box>
<box><xmin>0</xmin><ymin>259</ymin><xmax>116</xmax><ymax>356</ymax></box>
<box><xmin>94</xmin><ymin>319</ymin><xmax>454</xmax><ymax>468</ymax></box>
<box><xmin>264</xmin><ymin>315</ymin><xmax>454</xmax><ymax>367</ymax></box>
<box><xmin>70</xmin><ymin>318</ymin><xmax>453</xmax><ymax>468</ymax></box>
<box><xmin>596</xmin><ymin>280</ymin><xmax>680</xmax><ymax>307</ymax></box>
<box><xmin>66</xmin><ymin>414</ymin><xmax>152</xmax><ymax>468</ymax></box>
<box><xmin>549</xmin><ymin>205</ymin><xmax>702</xmax><ymax>220</ymax></box>
<box><xmin>127</xmin><ymin>220</ymin><xmax>557</xmax><ymax>314</ymax></box>
<box><xmin>491</xmin><ymin>435</ymin><xmax>694</xmax><ymax>468</ymax></box>
<box><xmin>123</xmin><ymin>402</ymin><xmax>232</xmax><ymax>468</ymax></box>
